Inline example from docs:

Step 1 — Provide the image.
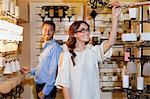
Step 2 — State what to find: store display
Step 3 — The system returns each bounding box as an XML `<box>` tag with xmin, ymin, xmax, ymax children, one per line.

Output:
<box><xmin>122</xmin><ymin>33</ymin><xmax>137</xmax><ymax>41</ymax></box>
<box><xmin>129</xmin><ymin>8</ymin><xmax>138</xmax><ymax>20</ymax></box>
<box><xmin>2</xmin><ymin>0</ymin><xmax>10</xmax><ymax>12</ymax></box>
<box><xmin>3</xmin><ymin>61</ymin><xmax>12</xmax><ymax>74</ymax></box>
<box><xmin>140</xmin><ymin>32</ymin><xmax>150</xmax><ymax>41</ymax></box>
<box><xmin>143</xmin><ymin>62</ymin><xmax>150</xmax><ymax>76</ymax></box>
<box><xmin>123</xmin><ymin>75</ymin><xmax>129</xmax><ymax>88</ymax></box>
<box><xmin>127</xmin><ymin>61</ymin><xmax>136</xmax><ymax>73</ymax></box>
<box><xmin>137</xmin><ymin>77</ymin><xmax>144</xmax><ymax>90</ymax></box>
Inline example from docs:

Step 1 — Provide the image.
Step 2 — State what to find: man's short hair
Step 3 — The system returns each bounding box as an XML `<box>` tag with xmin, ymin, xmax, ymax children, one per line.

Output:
<box><xmin>42</xmin><ymin>20</ymin><xmax>56</xmax><ymax>31</ymax></box>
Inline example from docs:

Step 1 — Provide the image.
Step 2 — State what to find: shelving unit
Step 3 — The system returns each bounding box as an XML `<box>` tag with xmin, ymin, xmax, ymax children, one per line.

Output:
<box><xmin>0</xmin><ymin>0</ymin><xmax>25</xmax><ymax>98</ymax></box>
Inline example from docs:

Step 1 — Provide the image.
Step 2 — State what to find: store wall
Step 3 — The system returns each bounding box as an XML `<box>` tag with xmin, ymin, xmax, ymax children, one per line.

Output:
<box><xmin>17</xmin><ymin>0</ymin><xmax>149</xmax><ymax>99</ymax></box>
<box><xmin>18</xmin><ymin>0</ymin><xmax>148</xmax><ymax>67</ymax></box>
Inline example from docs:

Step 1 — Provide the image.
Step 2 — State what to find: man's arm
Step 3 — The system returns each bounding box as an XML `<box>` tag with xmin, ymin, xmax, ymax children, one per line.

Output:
<box><xmin>42</xmin><ymin>46</ymin><xmax>62</xmax><ymax>96</ymax></box>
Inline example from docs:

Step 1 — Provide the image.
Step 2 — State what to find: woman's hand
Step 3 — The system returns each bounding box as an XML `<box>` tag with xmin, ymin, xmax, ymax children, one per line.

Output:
<box><xmin>111</xmin><ymin>1</ymin><xmax>122</xmax><ymax>21</ymax></box>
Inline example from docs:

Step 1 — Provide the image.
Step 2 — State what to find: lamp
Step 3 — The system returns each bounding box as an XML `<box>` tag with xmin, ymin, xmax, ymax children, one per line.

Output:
<box><xmin>127</xmin><ymin>60</ymin><xmax>136</xmax><ymax>74</ymax></box>
<box><xmin>99</xmin><ymin>27</ymin><xmax>105</xmax><ymax>35</ymax></box>
<box><xmin>3</xmin><ymin>61</ymin><xmax>12</xmax><ymax>74</ymax></box>
<box><xmin>15</xmin><ymin>59</ymin><xmax>21</xmax><ymax>71</ymax></box>
<box><xmin>40</xmin><ymin>6</ymin><xmax>72</xmax><ymax>22</ymax></box>
<box><xmin>11</xmin><ymin>59</ymin><xmax>17</xmax><ymax>72</ymax></box>
<box><xmin>129</xmin><ymin>8</ymin><xmax>138</xmax><ymax>20</ymax></box>
<box><xmin>89</xmin><ymin>0</ymin><xmax>109</xmax><ymax>9</ymax></box>
<box><xmin>143</xmin><ymin>62</ymin><xmax>150</xmax><ymax>76</ymax></box>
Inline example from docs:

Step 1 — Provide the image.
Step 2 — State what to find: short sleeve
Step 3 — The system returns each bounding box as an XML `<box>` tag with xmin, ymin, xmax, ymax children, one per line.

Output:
<box><xmin>92</xmin><ymin>41</ymin><xmax>112</xmax><ymax>62</ymax></box>
<box><xmin>55</xmin><ymin>52</ymin><xmax>71</xmax><ymax>89</ymax></box>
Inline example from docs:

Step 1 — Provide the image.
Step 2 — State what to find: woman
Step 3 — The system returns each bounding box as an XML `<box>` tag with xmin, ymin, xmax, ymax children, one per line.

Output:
<box><xmin>55</xmin><ymin>2</ymin><xmax>121</xmax><ymax>99</ymax></box>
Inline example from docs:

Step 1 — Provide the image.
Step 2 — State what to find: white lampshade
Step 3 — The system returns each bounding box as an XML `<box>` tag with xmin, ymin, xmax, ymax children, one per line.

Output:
<box><xmin>11</xmin><ymin>60</ymin><xmax>17</xmax><ymax>72</ymax></box>
<box><xmin>143</xmin><ymin>62</ymin><xmax>150</xmax><ymax>76</ymax></box>
<box><xmin>122</xmin><ymin>75</ymin><xmax>129</xmax><ymax>88</ymax></box>
<box><xmin>10</xmin><ymin>2</ymin><xmax>15</xmax><ymax>15</ymax></box>
<box><xmin>122</xmin><ymin>33</ymin><xmax>137</xmax><ymax>41</ymax></box>
<box><xmin>3</xmin><ymin>61</ymin><xmax>12</xmax><ymax>74</ymax></box>
<box><xmin>15</xmin><ymin>6</ymin><xmax>20</xmax><ymax>18</ymax></box>
<box><xmin>137</xmin><ymin>77</ymin><xmax>144</xmax><ymax>90</ymax></box>
<box><xmin>2</xmin><ymin>0</ymin><xmax>10</xmax><ymax>12</ymax></box>
<box><xmin>127</xmin><ymin>61</ymin><xmax>136</xmax><ymax>73</ymax></box>
<box><xmin>15</xmin><ymin>59</ymin><xmax>21</xmax><ymax>71</ymax></box>
<box><xmin>140</xmin><ymin>33</ymin><xmax>150</xmax><ymax>41</ymax></box>
<box><xmin>0</xmin><ymin>57</ymin><xmax>5</xmax><ymax>68</ymax></box>
<box><xmin>129</xmin><ymin>8</ymin><xmax>138</xmax><ymax>20</ymax></box>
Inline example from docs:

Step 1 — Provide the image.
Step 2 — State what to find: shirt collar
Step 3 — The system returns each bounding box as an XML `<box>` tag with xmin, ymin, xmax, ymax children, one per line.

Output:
<box><xmin>42</xmin><ymin>39</ymin><xmax>55</xmax><ymax>49</ymax></box>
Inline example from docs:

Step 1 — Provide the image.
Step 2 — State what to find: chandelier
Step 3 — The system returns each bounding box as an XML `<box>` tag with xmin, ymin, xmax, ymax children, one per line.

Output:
<box><xmin>88</xmin><ymin>0</ymin><xmax>109</xmax><ymax>9</ymax></box>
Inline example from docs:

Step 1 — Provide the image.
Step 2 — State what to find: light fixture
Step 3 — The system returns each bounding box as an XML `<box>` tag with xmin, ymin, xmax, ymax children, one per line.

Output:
<box><xmin>39</xmin><ymin>6</ymin><xmax>75</xmax><ymax>22</ymax></box>
<box><xmin>99</xmin><ymin>27</ymin><xmax>105</xmax><ymax>35</ymax></box>
<box><xmin>127</xmin><ymin>60</ymin><xmax>136</xmax><ymax>74</ymax></box>
<box><xmin>88</xmin><ymin>0</ymin><xmax>109</xmax><ymax>9</ymax></box>
<box><xmin>143</xmin><ymin>62</ymin><xmax>150</xmax><ymax>76</ymax></box>
<box><xmin>129</xmin><ymin>8</ymin><xmax>138</xmax><ymax>20</ymax></box>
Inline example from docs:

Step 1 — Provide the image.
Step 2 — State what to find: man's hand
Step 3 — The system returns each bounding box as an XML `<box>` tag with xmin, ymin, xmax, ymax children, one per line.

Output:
<box><xmin>38</xmin><ymin>91</ymin><xmax>45</xmax><ymax>99</ymax></box>
<box><xmin>20</xmin><ymin>66</ymin><xmax>30</xmax><ymax>74</ymax></box>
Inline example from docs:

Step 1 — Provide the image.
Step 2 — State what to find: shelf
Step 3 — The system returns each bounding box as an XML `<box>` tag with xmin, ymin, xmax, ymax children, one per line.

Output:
<box><xmin>100</xmin><ymin>81</ymin><xmax>122</xmax><ymax>87</ymax></box>
<box><xmin>99</xmin><ymin>67</ymin><xmax>121</xmax><ymax>73</ymax></box>
<box><xmin>18</xmin><ymin>18</ymin><xmax>29</xmax><ymax>24</ymax></box>
<box><xmin>101</xmin><ymin>87</ymin><xmax>123</xmax><ymax>92</ymax></box>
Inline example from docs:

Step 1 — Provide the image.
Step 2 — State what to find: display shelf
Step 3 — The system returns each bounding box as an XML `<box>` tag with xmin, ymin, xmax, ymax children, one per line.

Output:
<box><xmin>101</xmin><ymin>86</ymin><xmax>122</xmax><ymax>92</ymax></box>
<box><xmin>100</xmin><ymin>81</ymin><xmax>122</xmax><ymax>87</ymax></box>
<box><xmin>99</xmin><ymin>68</ymin><xmax>121</xmax><ymax>73</ymax></box>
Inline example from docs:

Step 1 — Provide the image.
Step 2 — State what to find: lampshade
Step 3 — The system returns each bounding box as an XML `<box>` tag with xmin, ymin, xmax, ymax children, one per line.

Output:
<box><xmin>11</xmin><ymin>60</ymin><xmax>17</xmax><ymax>72</ymax></box>
<box><xmin>122</xmin><ymin>33</ymin><xmax>137</xmax><ymax>41</ymax></box>
<box><xmin>127</xmin><ymin>61</ymin><xmax>136</xmax><ymax>73</ymax></box>
<box><xmin>0</xmin><ymin>57</ymin><xmax>5</xmax><ymax>68</ymax></box>
<box><xmin>137</xmin><ymin>76</ymin><xmax>144</xmax><ymax>90</ymax></box>
<box><xmin>140</xmin><ymin>33</ymin><xmax>150</xmax><ymax>41</ymax></box>
<box><xmin>143</xmin><ymin>62</ymin><xmax>150</xmax><ymax>76</ymax></box>
<box><xmin>99</xmin><ymin>27</ymin><xmax>105</xmax><ymax>35</ymax></box>
<box><xmin>122</xmin><ymin>75</ymin><xmax>129</xmax><ymax>88</ymax></box>
<box><xmin>15</xmin><ymin>59</ymin><xmax>21</xmax><ymax>71</ymax></box>
<box><xmin>129</xmin><ymin>8</ymin><xmax>138</xmax><ymax>20</ymax></box>
<box><xmin>3</xmin><ymin>61</ymin><xmax>12</xmax><ymax>74</ymax></box>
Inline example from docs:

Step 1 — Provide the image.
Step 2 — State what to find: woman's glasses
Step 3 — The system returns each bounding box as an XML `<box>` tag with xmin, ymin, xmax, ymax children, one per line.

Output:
<box><xmin>75</xmin><ymin>28</ymin><xmax>90</xmax><ymax>33</ymax></box>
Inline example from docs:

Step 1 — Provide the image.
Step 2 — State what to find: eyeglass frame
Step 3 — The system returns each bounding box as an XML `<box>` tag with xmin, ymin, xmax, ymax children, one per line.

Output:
<box><xmin>75</xmin><ymin>28</ymin><xmax>90</xmax><ymax>33</ymax></box>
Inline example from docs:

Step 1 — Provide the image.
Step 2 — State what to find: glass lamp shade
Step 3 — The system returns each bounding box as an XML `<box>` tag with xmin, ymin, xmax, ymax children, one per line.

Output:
<box><xmin>127</xmin><ymin>61</ymin><xmax>136</xmax><ymax>73</ymax></box>
<box><xmin>11</xmin><ymin>60</ymin><xmax>17</xmax><ymax>72</ymax></box>
<box><xmin>99</xmin><ymin>27</ymin><xmax>105</xmax><ymax>35</ymax></box>
<box><xmin>15</xmin><ymin>59</ymin><xmax>21</xmax><ymax>71</ymax></box>
<box><xmin>3</xmin><ymin>61</ymin><xmax>12</xmax><ymax>74</ymax></box>
<box><xmin>143</xmin><ymin>62</ymin><xmax>150</xmax><ymax>76</ymax></box>
<box><xmin>129</xmin><ymin>8</ymin><xmax>138</xmax><ymax>20</ymax></box>
<box><xmin>0</xmin><ymin>57</ymin><xmax>5</xmax><ymax>68</ymax></box>
<box><xmin>122</xmin><ymin>75</ymin><xmax>129</xmax><ymax>88</ymax></box>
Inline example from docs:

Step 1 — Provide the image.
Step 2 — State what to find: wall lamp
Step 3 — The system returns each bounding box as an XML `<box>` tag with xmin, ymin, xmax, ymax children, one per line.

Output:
<box><xmin>40</xmin><ymin>6</ymin><xmax>75</xmax><ymax>22</ymax></box>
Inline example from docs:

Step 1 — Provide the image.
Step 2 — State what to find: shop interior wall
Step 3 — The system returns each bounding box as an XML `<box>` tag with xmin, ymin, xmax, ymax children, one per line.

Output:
<box><xmin>18</xmin><ymin>0</ymin><xmax>148</xmax><ymax>67</ymax></box>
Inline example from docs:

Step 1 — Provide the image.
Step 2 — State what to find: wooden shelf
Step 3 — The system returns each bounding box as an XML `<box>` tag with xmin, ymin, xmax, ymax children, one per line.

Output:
<box><xmin>99</xmin><ymin>68</ymin><xmax>121</xmax><ymax>73</ymax></box>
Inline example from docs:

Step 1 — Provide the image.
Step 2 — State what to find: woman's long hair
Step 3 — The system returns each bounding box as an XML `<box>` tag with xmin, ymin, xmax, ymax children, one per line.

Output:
<box><xmin>66</xmin><ymin>21</ymin><xmax>90</xmax><ymax>66</ymax></box>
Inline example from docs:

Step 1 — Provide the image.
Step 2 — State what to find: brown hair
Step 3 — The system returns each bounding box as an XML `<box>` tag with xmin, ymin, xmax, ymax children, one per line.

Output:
<box><xmin>66</xmin><ymin>21</ymin><xmax>90</xmax><ymax>66</ymax></box>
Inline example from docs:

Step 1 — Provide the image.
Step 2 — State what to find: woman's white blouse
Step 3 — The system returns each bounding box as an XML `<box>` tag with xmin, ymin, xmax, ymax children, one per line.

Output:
<box><xmin>55</xmin><ymin>42</ymin><xmax>112</xmax><ymax>99</ymax></box>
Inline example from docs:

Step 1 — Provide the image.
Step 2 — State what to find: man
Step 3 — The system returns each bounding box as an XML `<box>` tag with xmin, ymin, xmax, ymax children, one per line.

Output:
<box><xmin>22</xmin><ymin>21</ymin><xmax>62</xmax><ymax>99</ymax></box>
